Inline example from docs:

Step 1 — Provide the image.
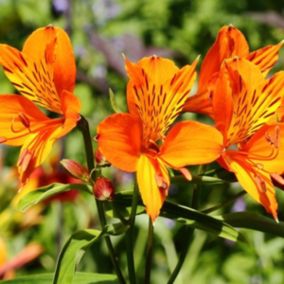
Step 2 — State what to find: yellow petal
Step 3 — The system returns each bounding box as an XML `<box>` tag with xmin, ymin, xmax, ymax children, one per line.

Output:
<box><xmin>247</xmin><ymin>41</ymin><xmax>284</xmax><ymax>77</ymax></box>
<box><xmin>243</xmin><ymin>124</ymin><xmax>284</xmax><ymax>174</ymax></box>
<box><xmin>125</xmin><ymin>56</ymin><xmax>197</xmax><ymax>143</ymax></box>
<box><xmin>0</xmin><ymin>95</ymin><xmax>50</xmax><ymax>146</ymax></box>
<box><xmin>215</xmin><ymin>58</ymin><xmax>283</xmax><ymax>144</ymax></box>
<box><xmin>228</xmin><ymin>157</ymin><xmax>278</xmax><ymax>221</ymax></box>
<box><xmin>137</xmin><ymin>155</ymin><xmax>169</xmax><ymax>222</ymax></box>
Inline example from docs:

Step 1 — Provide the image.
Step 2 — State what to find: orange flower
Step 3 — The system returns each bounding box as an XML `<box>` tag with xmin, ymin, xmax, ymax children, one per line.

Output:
<box><xmin>97</xmin><ymin>56</ymin><xmax>223</xmax><ymax>221</ymax></box>
<box><xmin>183</xmin><ymin>25</ymin><xmax>283</xmax><ymax>117</ymax></box>
<box><xmin>213</xmin><ymin>57</ymin><xmax>284</xmax><ymax>220</ymax></box>
<box><xmin>0</xmin><ymin>26</ymin><xmax>80</xmax><ymax>183</ymax></box>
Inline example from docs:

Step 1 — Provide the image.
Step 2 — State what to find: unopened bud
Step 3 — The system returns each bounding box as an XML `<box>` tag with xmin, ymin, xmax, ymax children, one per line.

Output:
<box><xmin>93</xmin><ymin>177</ymin><xmax>114</xmax><ymax>200</ymax></box>
<box><xmin>60</xmin><ymin>159</ymin><xmax>89</xmax><ymax>182</ymax></box>
<box><xmin>95</xmin><ymin>149</ymin><xmax>107</xmax><ymax>165</ymax></box>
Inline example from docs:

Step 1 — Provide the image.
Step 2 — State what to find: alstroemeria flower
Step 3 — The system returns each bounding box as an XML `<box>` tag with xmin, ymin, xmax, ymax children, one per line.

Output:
<box><xmin>0</xmin><ymin>26</ymin><xmax>80</xmax><ymax>183</ymax></box>
<box><xmin>97</xmin><ymin>56</ymin><xmax>223</xmax><ymax>221</ymax></box>
<box><xmin>213</xmin><ymin>57</ymin><xmax>284</xmax><ymax>220</ymax></box>
<box><xmin>183</xmin><ymin>25</ymin><xmax>283</xmax><ymax>117</ymax></box>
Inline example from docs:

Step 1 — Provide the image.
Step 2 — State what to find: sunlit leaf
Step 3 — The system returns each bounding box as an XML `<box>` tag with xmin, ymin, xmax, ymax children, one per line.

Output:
<box><xmin>17</xmin><ymin>183</ymin><xmax>92</xmax><ymax>211</ymax></box>
<box><xmin>53</xmin><ymin>229</ymin><xmax>102</xmax><ymax>284</ymax></box>
<box><xmin>109</xmin><ymin>88</ymin><xmax>122</xmax><ymax>113</ymax></box>
<box><xmin>0</xmin><ymin>272</ymin><xmax>117</xmax><ymax>284</ymax></box>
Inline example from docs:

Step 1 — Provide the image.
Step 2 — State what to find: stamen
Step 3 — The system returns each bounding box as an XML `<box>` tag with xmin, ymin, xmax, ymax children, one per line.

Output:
<box><xmin>253</xmin><ymin>172</ymin><xmax>267</xmax><ymax>192</ymax></box>
<box><xmin>11</xmin><ymin>113</ymin><xmax>31</xmax><ymax>133</ymax></box>
<box><xmin>155</xmin><ymin>174</ymin><xmax>168</xmax><ymax>191</ymax></box>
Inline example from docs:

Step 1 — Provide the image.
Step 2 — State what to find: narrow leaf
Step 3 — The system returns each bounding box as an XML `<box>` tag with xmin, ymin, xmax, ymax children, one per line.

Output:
<box><xmin>114</xmin><ymin>191</ymin><xmax>239</xmax><ymax>241</ymax></box>
<box><xmin>162</xmin><ymin>201</ymin><xmax>239</xmax><ymax>241</ymax></box>
<box><xmin>223</xmin><ymin>212</ymin><xmax>284</xmax><ymax>237</ymax></box>
<box><xmin>0</xmin><ymin>272</ymin><xmax>117</xmax><ymax>284</ymax></box>
<box><xmin>109</xmin><ymin>88</ymin><xmax>121</xmax><ymax>113</ymax></box>
<box><xmin>17</xmin><ymin>183</ymin><xmax>92</xmax><ymax>211</ymax></box>
<box><xmin>53</xmin><ymin>229</ymin><xmax>102</xmax><ymax>284</ymax></box>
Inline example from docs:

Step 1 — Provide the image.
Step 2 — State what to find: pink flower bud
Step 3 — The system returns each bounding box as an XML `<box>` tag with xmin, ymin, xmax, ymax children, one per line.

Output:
<box><xmin>95</xmin><ymin>149</ymin><xmax>107</xmax><ymax>165</ymax></box>
<box><xmin>93</xmin><ymin>177</ymin><xmax>114</xmax><ymax>200</ymax></box>
<box><xmin>60</xmin><ymin>159</ymin><xmax>89</xmax><ymax>182</ymax></box>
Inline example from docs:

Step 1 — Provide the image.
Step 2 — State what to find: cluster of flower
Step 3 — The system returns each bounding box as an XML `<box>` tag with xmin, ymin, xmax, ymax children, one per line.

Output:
<box><xmin>0</xmin><ymin>25</ymin><xmax>283</xmax><ymax>223</ymax></box>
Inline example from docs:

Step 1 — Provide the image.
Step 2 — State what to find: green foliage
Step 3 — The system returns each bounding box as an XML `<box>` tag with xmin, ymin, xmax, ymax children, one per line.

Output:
<box><xmin>17</xmin><ymin>183</ymin><xmax>92</xmax><ymax>211</ymax></box>
<box><xmin>53</xmin><ymin>229</ymin><xmax>103</xmax><ymax>284</ymax></box>
<box><xmin>0</xmin><ymin>272</ymin><xmax>117</xmax><ymax>284</ymax></box>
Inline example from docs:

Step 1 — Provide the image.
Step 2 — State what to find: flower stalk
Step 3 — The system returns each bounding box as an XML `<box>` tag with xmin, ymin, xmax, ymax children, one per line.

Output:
<box><xmin>77</xmin><ymin>115</ymin><xmax>126</xmax><ymax>284</ymax></box>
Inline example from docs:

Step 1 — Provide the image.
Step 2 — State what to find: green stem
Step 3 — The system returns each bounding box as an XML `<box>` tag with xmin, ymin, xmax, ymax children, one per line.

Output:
<box><xmin>191</xmin><ymin>165</ymin><xmax>203</xmax><ymax>209</ymax></box>
<box><xmin>202</xmin><ymin>190</ymin><xmax>246</xmax><ymax>214</ymax></box>
<box><xmin>168</xmin><ymin>166</ymin><xmax>203</xmax><ymax>283</ymax></box>
<box><xmin>144</xmin><ymin>218</ymin><xmax>154</xmax><ymax>284</ymax></box>
<box><xmin>167</xmin><ymin>226</ymin><xmax>192</xmax><ymax>284</ymax></box>
<box><xmin>77</xmin><ymin>115</ymin><xmax>126</xmax><ymax>284</ymax></box>
<box><xmin>125</xmin><ymin>184</ymin><xmax>139</xmax><ymax>284</ymax></box>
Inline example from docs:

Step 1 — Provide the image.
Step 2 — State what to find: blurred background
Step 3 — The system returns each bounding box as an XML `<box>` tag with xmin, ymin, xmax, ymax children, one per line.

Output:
<box><xmin>1</xmin><ymin>0</ymin><xmax>284</xmax><ymax>283</ymax></box>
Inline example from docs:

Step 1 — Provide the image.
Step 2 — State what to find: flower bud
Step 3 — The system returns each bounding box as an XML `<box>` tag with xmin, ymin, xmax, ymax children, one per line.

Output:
<box><xmin>60</xmin><ymin>159</ymin><xmax>89</xmax><ymax>182</ymax></box>
<box><xmin>95</xmin><ymin>149</ymin><xmax>107</xmax><ymax>165</ymax></box>
<box><xmin>93</xmin><ymin>177</ymin><xmax>114</xmax><ymax>201</ymax></box>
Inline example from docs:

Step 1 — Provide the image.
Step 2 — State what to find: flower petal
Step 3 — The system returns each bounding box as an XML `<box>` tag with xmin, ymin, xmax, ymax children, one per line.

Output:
<box><xmin>159</xmin><ymin>121</ymin><xmax>223</xmax><ymax>167</ymax></box>
<box><xmin>247</xmin><ymin>41</ymin><xmax>283</xmax><ymax>76</ymax></box>
<box><xmin>242</xmin><ymin>124</ymin><xmax>284</xmax><ymax>174</ymax></box>
<box><xmin>22</xmin><ymin>25</ymin><xmax>76</xmax><ymax>96</ymax></box>
<box><xmin>226</xmin><ymin>155</ymin><xmax>278</xmax><ymax>220</ymax></box>
<box><xmin>198</xmin><ymin>25</ymin><xmax>249</xmax><ymax>94</ymax></box>
<box><xmin>0</xmin><ymin>95</ymin><xmax>50</xmax><ymax>146</ymax></box>
<box><xmin>18</xmin><ymin>123</ymin><xmax>64</xmax><ymax>183</ymax></box>
<box><xmin>125</xmin><ymin>56</ymin><xmax>197</xmax><ymax>143</ymax></box>
<box><xmin>183</xmin><ymin>25</ymin><xmax>249</xmax><ymax>115</ymax></box>
<box><xmin>137</xmin><ymin>155</ymin><xmax>169</xmax><ymax>221</ymax></box>
<box><xmin>0</xmin><ymin>44</ymin><xmax>62</xmax><ymax>113</ymax></box>
<box><xmin>214</xmin><ymin>58</ymin><xmax>283</xmax><ymax>145</ymax></box>
<box><xmin>97</xmin><ymin>113</ymin><xmax>142</xmax><ymax>172</ymax></box>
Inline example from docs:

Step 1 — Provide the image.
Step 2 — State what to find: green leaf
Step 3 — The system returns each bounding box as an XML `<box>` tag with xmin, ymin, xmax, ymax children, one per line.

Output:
<box><xmin>109</xmin><ymin>88</ymin><xmax>121</xmax><ymax>113</ymax></box>
<box><xmin>105</xmin><ymin>221</ymin><xmax>128</xmax><ymax>236</ymax></box>
<box><xmin>223</xmin><ymin>212</ymin><xmax>284</xmax><ymax>237</ymax></box>
<box><xmin>53</xmin><ymin>229</ymin><xmax>102</xmax><ymax>284</ymax></box>
<box><xmin>0</xmin><ymin>272</ymin><xmax>117</xmax><ymax>284</ymax></box>
<box><xmin>113</xmin><ymin>191</ymin><xmax>239</xmax><ymax>241</ymax></box>
<box><xmin>17</xmin><ymin>183</ymin><xmax>92</xmax><ymax>211</ymax></box>
<box><xmin>162</xmin><ymin>201</ymin><xmax>239</xmax><ymax>241</ymax></box>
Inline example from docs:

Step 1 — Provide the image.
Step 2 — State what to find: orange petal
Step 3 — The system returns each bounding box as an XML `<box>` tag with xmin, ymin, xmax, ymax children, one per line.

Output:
<box><xmin>198</xmin><ymin>25</ymin><xmax>249</xmax><ymax>95</ymax></box>
<box><xmin>226</xmin><ymin>154</ymin><xmax>278</xmax><ymax>221</ymax></box>
<box><xmin>182</xmin><ymin>90</ymin><xmax>213</xmax><ymax>116</ymax></box>
<box><xmin>17</xmin><ymin>121</ymin><xmax>67</xmax><ymax>183</ymax></box>
<box><xmin>212</xmin><ymin>65</ymin><xmax>233</xmax><ymax>138</ymax></box>
<box><xmin>216</xmin><ymin>58</ymin><xmax>283</xmax><ymax>145</ymax></box>
<box><xmin>97</xmin><ymin>113</ymin><xmax>142</xmax><ymax>172</ymax></box>
<box><xmin>247</xmin><ymin>41</ymin><xmax>283</xmax><ymax>77</ymax></box>
<box><xmin>0</xmin><ymin>44</ymin><xmax>62</xmax><ymax>113</ymax></box>
<box><xmin>0</xmin><ymin>243</ymin><xmax>43</xmax><ymax>277</ymax></box>
<box><xmin>0</xmin><ymin>95</ymin><xmax>50</xmax><ymax>146</ymax></box>
<box><xmin>126</xmin><ymin>56</ymin><xmax>197</xmax><ymax>142</ymax></box>
<box><xmin>0</xmin><ymin>237</ymin><xmax>7</xmax><ymax>266</ymax></box>
<box><xmin>137</xmin><ymin>155</ymin><xmax>169</xmax><ymax>221</ymax></box>
<box><xmin>22</xmin><ymin>25</ymin><xmax>76</xmax><ymax>96</ymax></box>
<box><xmin>60</xmin><ymin>90</ymin><xmax>81</xmax><ymax>134</ymax></box>
<box><xmin>159</xmin><ymin>121</ymin><xmax>223</xmax><ymax>167</ymax></box>
<box><xmin>126</xmin><ymin>56</ymin><xmax>178</xmax><ymax>116</ymax></box>
<box><xmin>242</xmin><ymin>124</ymin><xmax>284</xmax><ymax>174</ymax></box>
